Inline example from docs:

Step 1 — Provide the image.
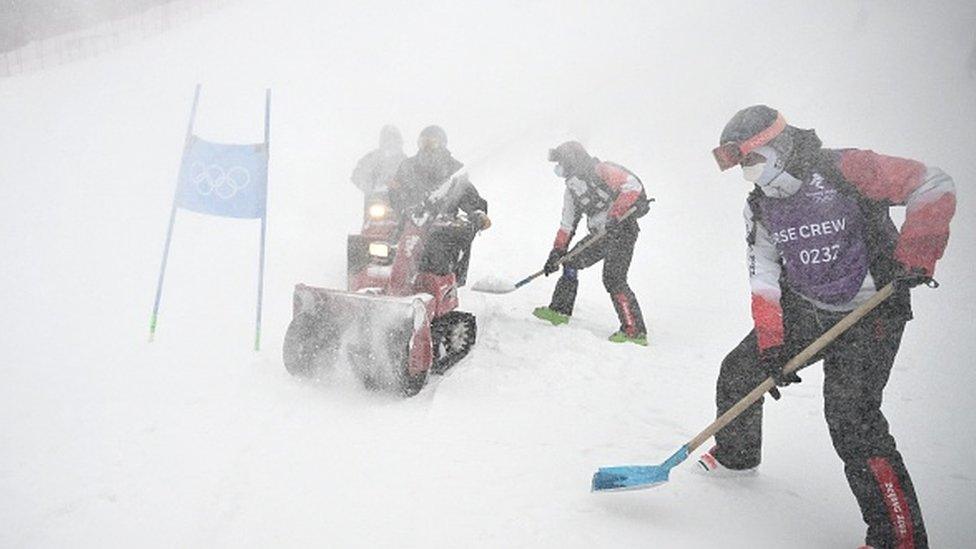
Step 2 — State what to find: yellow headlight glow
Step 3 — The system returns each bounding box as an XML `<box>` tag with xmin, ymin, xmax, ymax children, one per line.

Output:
<box><xmin>368</xmin><ymin>203</ymin><xmax>388</xmax><ymax>219</ymax></box>
<box><xmin>368</xmin><ymin>242</ymin><xmax>390</xmax><ymax>258</ymax></box>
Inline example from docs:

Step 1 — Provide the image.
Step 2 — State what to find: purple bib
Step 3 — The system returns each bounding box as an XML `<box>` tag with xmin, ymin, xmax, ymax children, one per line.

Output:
<box><xmin>757</xmin><ymin>173</ymin><xmax>870</xmax><ymax>305</ymax></box>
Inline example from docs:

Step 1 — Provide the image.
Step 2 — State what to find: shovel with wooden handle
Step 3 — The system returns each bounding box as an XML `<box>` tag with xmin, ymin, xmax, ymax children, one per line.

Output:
<box><xmin>471</xmin><ymin>204</ymin><xmax>644</xmax><ymax>294</ymax></box>
<box><xmin>591</xmin><ymin>281</ymin><xmax>900</xmax><ymax>491</ymax></box>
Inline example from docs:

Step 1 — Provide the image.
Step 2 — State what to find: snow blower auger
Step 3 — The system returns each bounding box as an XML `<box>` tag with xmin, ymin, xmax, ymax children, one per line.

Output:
<box><xmin>283</xmin><ymin>193</ymin><xmax>479</xmax><ymax>397</ymax></box>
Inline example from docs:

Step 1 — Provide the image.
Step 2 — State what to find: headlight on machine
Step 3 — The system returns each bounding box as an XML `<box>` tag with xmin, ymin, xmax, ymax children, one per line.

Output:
<box><xmin>368</xmin><ymin>242</ymin><xmax>391</xmax><ymax>258</ymax></box>
<box><xmin>368</xmin><ymin>203</ymin><xmax>388</xmax><ymax>219</ymax></box>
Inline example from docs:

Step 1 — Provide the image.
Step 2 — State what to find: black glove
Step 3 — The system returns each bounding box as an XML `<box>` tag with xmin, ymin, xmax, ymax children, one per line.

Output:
<box><xmin>472</xmin><ymin>210</ymin><xmax>491</xmax><ymax>231</ymax></box>
<box><xmin>759</xmin><ymin>346</ymin><xmax>801</xmax><ymax>401</ymax></box>
<box><xmin>604</xmin><ymin>216</ymin><xmax>621</xmax><ymax>235</ymax></box>
<box><xmin>543</xmin><ymin>248</ymin><xmax>566</xmax><ymax>276</ymax></box>
<box><xmin>894</xmin><ymin>265</ymin><xmax>937</xmax><ymax>289</ymax></box>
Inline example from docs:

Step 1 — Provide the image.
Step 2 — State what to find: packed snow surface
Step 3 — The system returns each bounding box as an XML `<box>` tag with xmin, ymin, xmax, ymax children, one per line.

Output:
<box><xmin>1</xmin><ymin>1</ymin><xmax>974</xmax><ymax>547</ymax></box>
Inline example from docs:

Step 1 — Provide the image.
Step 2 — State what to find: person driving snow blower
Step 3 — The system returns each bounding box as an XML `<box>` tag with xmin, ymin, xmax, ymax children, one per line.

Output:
<box><xmin>283</xmin><ymin>126</ymin><xmax>489</xmax><ymax>397</ymax></box>
<box><xmin>701</xmin><ymin>105</ymin><xmax>955</xmax><ymax>549</ymax></box>
<box><xmin>390</xmin><ymin>125</ymin><xmax>491</xmax><ymax>286</ymax></box>
<box><xmin>532</xmin><ymin>141</ymin><xmax>651</xmax><ymax>346</ymax></box>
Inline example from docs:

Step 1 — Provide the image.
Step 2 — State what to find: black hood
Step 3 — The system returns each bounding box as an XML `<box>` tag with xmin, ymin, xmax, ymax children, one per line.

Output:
<box><xmin>550</xmin><ymin>141</ymin><xmax>595</xmax><ymax>179</ymax></box>
<box><xmin>416</xmin><ymin>147</ymin><xmax>463</xmax><ymax>188</ymax></box>
<box><xmin>783</xmin><ymin>127</ymin><xmax>824</xmax><ymax>180</ymax></box>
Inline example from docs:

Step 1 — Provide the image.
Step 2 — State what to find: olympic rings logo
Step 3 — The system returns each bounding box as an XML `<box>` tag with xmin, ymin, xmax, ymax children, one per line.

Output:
<box><xmin>191</xmin><ymin>162</ymin><xmax>251</xmax><ymax>200</ymax></box>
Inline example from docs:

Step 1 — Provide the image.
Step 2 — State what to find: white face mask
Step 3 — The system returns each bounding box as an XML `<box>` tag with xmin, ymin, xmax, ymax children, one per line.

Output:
<box><xmin>741</xmin><ymin>162</ymin><xmax>765</xmax><ymax>182</ymax></box>
<box><xmin>554</xmin><ymin>164</ymin><xmax>566</xmax><ymax>178</ymax></box>
<box><xmin>749</xmin><ymin>145</ymin><xmax>803</xmax><ymax>198</ymax></box>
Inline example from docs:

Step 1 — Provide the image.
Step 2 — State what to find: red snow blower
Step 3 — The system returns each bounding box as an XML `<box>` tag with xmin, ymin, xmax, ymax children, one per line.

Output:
<box><xmin>282</xmin><ymin>186</ymin><xmax>478</xmax><ymax>396</ymax></box>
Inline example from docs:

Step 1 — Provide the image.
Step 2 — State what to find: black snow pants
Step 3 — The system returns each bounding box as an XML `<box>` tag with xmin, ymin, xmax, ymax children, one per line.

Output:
<box><xmin>420</xmin><ymin>223</ymin><xmax>476</xmax><ymax>287</ymax></box>
<box><xmin>713</xmin><ymin>296</ymin><xmax>927</xmax><ymax>548</ymax></box>
<box><xmin>548</xmin><ymin>219</ymin><xmax>646</xmax><ymax>336</ymax></box>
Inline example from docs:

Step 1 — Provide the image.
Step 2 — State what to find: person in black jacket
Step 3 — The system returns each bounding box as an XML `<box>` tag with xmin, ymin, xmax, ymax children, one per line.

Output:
<box><xmin>390</xmin><ymin>125</ymin><xmax>490</xmax><ymax>286</ymax></box>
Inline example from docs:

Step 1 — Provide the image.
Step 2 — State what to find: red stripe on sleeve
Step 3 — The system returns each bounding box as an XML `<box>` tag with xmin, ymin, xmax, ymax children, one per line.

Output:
<box><xmin>894</xmin><ymin>194</ymin><xmax>955</xmax><ymax>275</ymax></box>
<box><xmin>595</xmin><ymin>163</ymin><xmax>630</xmax><ymax>190</ymax></box>
<box><xmin>839</xmin><ymin>150</ymin><xmax>926</xmax><ymax>203</ymax></box>
<box><xmin>609</xmin><ymin>191</ymin><xmax>640</xmax><ymax>219</ymax></box>
<box><xmin>751</xmin><ymin>293</ymin><xmax>784</xmax><ymax>351</ymax></box>
<box><xmin>553</xmin><ymin>228</ymin><xmax>571</xmax><ymax>250</ymax></box>
<box><xmin>840</xmin><ymin>150</ymin><xmax>955</xmax><ymax>275</ymax></box>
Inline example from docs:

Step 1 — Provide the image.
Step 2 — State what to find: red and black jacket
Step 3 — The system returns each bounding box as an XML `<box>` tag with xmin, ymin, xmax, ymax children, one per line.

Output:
<box><xmin>746</xmin><ymin>145</ymin><xmax>956</xmax><ymax>352</ymax></box>
<box><xmin>553</xmin><ymin>160</ymin><xmax>647</xmax><ymax>250</ymax></box>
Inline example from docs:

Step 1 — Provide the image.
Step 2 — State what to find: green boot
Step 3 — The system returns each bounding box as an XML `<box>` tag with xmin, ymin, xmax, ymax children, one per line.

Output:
<box><xmin>532</xmin><ymin>306</ymin><xmax>570</xmax><ymax>326</ymax></box>
<box><xmin>608</xmin><ymin>331</ymin><xmax>648</xmax><ymax>346</ymax></box>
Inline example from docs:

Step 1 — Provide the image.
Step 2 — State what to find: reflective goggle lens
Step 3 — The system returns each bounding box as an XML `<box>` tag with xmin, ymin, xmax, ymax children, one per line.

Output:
<box><xmin>712</xmin><ymin>142</ymin><xmax>742</xmax><ymax>171</ymax></box>
<box><xmin>418</xmin><ymin>136</ymin><xmax>443</xmax><ymax>150</ymax></box>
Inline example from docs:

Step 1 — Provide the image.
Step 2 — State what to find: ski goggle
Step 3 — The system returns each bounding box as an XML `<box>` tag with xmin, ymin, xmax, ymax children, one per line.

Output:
<box><xmin>417</xmin><ymin>135</ymin><xmax>444</xmax><ymax>150</ymax></box>
<box><xmin>547</xmin><ymin>149</ymin><xmax>560</xmax><ymax>162</ymax></box>
<box><xmin>712</xmin><ymin>112</ymin><xmax>787</xmax><ymax>171</ymax></box>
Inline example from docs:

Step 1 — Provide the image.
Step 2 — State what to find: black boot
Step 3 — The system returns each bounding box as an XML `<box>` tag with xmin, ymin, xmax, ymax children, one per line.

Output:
<box><xmin>549</xmin><ymin>267</ymin><xmax>579</xmax><ymax>315</ymax></box>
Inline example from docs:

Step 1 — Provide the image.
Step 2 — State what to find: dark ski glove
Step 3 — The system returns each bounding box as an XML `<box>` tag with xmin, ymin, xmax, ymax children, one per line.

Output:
<box><xmin>759</xmin><ymin>346</ymin><xmax>801</xmax><ymax>400</ymax></box>
<box><xmin>472</xmin><ymin>210</ymin><xmax>492</xmax><ymax>231</ymax></box>
<box><xmin>894</xmin><ymin>265</ymin><xmax>938</xmax><ymax>289</ymax></box>
<box><xmin>604</xmin><ymin>216</ymin><xmax>623</xmax><ymax>236</ymax></box>
<box><xmin>543</xmin><ymin>248</ymin><xmax>566</xmax><ymax>276</ymax></box>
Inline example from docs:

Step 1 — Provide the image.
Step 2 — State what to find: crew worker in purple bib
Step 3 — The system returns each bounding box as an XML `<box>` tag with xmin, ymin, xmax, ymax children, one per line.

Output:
<box><xmin>697</xmin><ymin>105</ymin><xmax>956</xmax><ymax>549</ymax></box>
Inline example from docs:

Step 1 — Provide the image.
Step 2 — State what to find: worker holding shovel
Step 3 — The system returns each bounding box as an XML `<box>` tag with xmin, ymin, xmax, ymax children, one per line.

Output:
<box><xmin>531</xmin><ymin>141</ymin><xmax>652</xmax><ymax>345</ymax></box>
<box><xmin>701</xmin><ymin>105</ymin><xmax>956</xmax><ymax>548</ymax></box>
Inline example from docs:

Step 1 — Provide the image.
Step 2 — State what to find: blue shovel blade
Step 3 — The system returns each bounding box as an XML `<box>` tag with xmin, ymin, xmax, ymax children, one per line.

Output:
<box><xmin>591</xmin><ymin>445</ymin><xmax>690</xmax><ymax>492</ymax></box>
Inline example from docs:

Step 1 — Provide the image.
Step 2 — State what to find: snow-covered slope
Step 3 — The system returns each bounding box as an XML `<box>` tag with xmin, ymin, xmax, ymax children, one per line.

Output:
<box><xmin>1</xmin><ymin>1</ymin><xmax>974</xmax><ymax>546</ymax></box>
